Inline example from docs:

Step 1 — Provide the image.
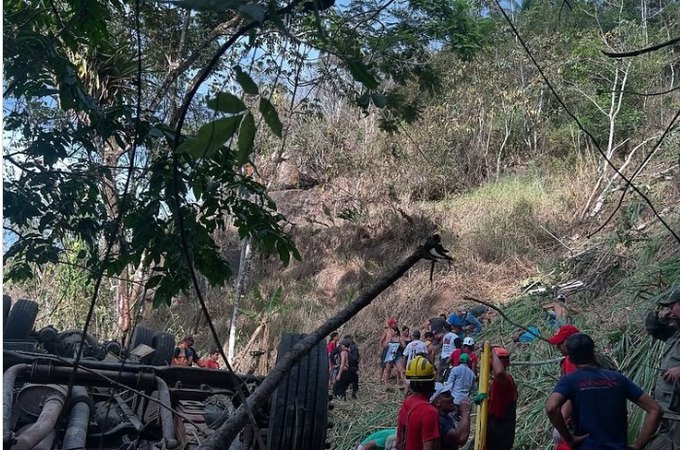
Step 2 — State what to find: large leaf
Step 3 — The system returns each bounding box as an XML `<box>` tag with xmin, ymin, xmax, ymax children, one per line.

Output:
<box><xmin>259</xmin><ymin>98</ymin><xmax>283</xmax><ymax>137</ymax></box>
<box><xmin>237</xmin><ymin>112</ymin><xmax>256</xmax><ymax>165</ymax></box>
<box><xmin>207</xmin><ymin>92</ymin><xmax>246</xmax><ymax>114</ymax></box>
<box><xmin>175</xmin><ymin>116</ymin><xmax>242</xmax><ymax>158</ymax></box>
<box><xmin>234</xmin><ymin>65</ymin><xmax>259</xmax><ymax>95</ymax></box>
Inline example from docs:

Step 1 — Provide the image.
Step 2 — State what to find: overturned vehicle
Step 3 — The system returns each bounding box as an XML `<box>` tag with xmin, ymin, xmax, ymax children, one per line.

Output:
<box><xmin>3</xmin><ymin>297</ymin><xmax>330</xmax><ymax>450</ymax></box>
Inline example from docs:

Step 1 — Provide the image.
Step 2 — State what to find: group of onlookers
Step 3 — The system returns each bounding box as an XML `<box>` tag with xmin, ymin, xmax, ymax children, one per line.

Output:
<box><xmin>170</xmin><ymin>334</ymin><xmax>221</xmax><ymax>368</ymax></box>
<box><xmin>352</xmin><ymin>286</ymin><xmax>680</xmax><ymax>450</ymax></box>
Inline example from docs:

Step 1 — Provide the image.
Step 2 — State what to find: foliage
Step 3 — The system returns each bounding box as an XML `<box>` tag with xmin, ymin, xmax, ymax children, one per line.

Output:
<box><xmin>3</xmin><ymin>0</ymin><xmax>493</xmax><ymax>311</ymax></box>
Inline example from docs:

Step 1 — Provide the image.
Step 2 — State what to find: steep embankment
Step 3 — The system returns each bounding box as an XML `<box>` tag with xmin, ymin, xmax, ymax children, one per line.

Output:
<box><xmin>250</xmin><ymin>162</ymin><xmax>678</xmax><ymax>449</ymax></box>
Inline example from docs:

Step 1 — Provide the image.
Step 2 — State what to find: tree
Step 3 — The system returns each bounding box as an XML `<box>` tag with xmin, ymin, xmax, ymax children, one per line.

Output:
<box><xmin>3</xmin><ymin>0</ymin><xmax>490</xmax><ymax>340</ymax></box>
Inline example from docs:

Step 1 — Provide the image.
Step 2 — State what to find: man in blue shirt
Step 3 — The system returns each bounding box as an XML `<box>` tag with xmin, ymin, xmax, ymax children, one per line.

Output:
<box><xmin>545</xmin><ymin>333</ymin><xmax>662</xmax><ymax>450</ymax></box>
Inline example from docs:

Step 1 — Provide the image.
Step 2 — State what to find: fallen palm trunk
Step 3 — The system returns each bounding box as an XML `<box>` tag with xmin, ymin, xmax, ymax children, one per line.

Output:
<box><xmin>197</xmin><ymin>235</ymin><xmax>450</xmax><ymax>450</ymax></box>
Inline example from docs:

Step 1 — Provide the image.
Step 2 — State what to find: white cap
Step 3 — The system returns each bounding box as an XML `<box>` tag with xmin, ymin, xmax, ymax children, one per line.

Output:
<box><xmin>463</xmin><ymin>337</ymin><xmax>475</xmax><ymax>346</ymax></box>
<box><xmin>429</xmin><ymin>382</ymin><xmax>453</xmax><ymax>403</ymax></box>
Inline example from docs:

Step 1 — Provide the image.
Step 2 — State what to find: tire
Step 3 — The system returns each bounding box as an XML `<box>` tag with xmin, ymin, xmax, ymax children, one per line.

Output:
<box><xmin>3</xmin><ymin>295</ymin><xmax>11</xmax><ymax>317</ymax></box>
<box><xmin>130</xmin><ymin>325</ymin><xmax>155</xmax><ymax>349</ymax></box>
<box><xmin>4</xmin><ymin>299</ymin><xmax>39</xmax><ymax>339</ymax></box>
<box><xmin>152</xmin><ymin>332</ymin><xmax>176</xmax><ymax>366</ymax></box>
<box><xmin>3</xmin><ymin>295</ymin><xmax>11</xmax><ymax>329</ymax></box>
<box><xmin>267</xmin><ymin>333</ymin><xmax>329</xmax><ymax>450</ymax></box>
<box><xmin>128</xmin><ymin>326</ymin><xmax>156</xmax><ymax>364</ymax></box>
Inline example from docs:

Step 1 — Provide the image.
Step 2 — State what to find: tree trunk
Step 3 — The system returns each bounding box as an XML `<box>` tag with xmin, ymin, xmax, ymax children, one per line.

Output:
<box><xmin>196</xmin><ymin>235</ymin><xmax>448</xmax><ymax>450</ymax></box>
<box><xmin>227</xmin><ymin>237</ymin><xmax>253</xmax><ymax>363</ymax></box>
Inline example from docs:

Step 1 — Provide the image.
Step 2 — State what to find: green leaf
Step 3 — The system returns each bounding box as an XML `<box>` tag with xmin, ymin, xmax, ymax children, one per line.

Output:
<box><xmin>207</xmin><ymin>92</ymin><xmax>246</xmax><ymax>114</ymax></box>
<box><xmin>259</xmin><ymin>98</ymin><xmax>283</xmax><ymax>137</ymax></box>
<box><xmin>146</xmin><ymin>274</ymin><xmax>163</xmax><ymax>289</ymax></box>
<box><xmin>175</xmin><ymin>116</ymin><xmax>242</xmax><ymax>158</ymax></box>
<box><xmin>237</xmin><ymin>112</ymin><xmax>256</xmax><ymax>165</ymax></box>
<box><xmin>357</xmin><ymin>93</ymin><xmax>370</xmax><ymax>109</ymax></box>
<box><xmin>347</xmin><ymin>59</ymin><xmax>379</xmax><ymax>89</ymax></box>
<box><xmin>371</xmin><ymin>93</ymin><xmax>387</xmax><ymax>108</ymax></box>
<box><xmin>234</xmin><ymin>65</ymin><xmax>259</xmax><ymax>95</ymax></box>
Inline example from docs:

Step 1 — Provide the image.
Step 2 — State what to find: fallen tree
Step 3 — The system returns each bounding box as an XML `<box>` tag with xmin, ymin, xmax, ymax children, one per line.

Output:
<box><xmin>197</xmin><ymin>234</ymin><xmax>451</xmax><ymax>449</ymax></box>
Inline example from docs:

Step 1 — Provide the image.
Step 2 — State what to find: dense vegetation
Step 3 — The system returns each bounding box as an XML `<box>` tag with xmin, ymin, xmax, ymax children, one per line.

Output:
<box><xmin>3</xmin><ymin>0</ymin><xmax>679</xmax><ymax>448</ymax></box>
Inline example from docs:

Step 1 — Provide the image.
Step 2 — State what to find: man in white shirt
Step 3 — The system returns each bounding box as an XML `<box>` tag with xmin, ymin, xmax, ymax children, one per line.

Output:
<box><xmin>403</xmin><ymin>329</ymin><xmax>428</xmax><ymax>366</ymax></box>
<box><xmin>438</xmin><ymin>322</ymin><xmax>459</xmax><ymax>380</ymax></box>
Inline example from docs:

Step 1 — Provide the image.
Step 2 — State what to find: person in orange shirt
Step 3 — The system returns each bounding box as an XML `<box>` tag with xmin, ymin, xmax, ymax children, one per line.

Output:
<box><xmin>171</xmin><ymin>335</ymin><xmax>195</xmax><ymax>366</ymax></box>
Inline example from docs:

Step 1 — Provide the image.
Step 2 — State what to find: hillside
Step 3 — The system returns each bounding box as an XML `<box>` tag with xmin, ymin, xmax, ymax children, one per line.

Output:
<box><xmin>4</xmin><ymin>0</ymin><xmax>680</xmax><ymax>448</ymax></box>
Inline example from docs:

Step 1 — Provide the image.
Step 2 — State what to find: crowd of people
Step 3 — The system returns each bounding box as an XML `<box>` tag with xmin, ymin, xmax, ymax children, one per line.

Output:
<box><xmin>341</xmin><ymin>287</ymin><xmax>680</xmax><ymax>450</ymax></box>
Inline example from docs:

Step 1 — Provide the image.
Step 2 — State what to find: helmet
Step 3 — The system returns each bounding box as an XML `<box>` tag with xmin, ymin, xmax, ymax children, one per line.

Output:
<box><xmin>463</xmin><ymin>337</ymin><xmax>475</xmax><ymax>346</ymax></box>
<box><xmin>405</xmin><ymin>355</ymin><xmax>435</xmax><ymax>381</ymax></box>
<box><xmin>459</xmin><ymin>353</ymin><xmax>471</xmax><ymax>364</ymax></box>
<box><xmin>387</xmin><ymin>318</ymin><xmax>398</xmax><ymax>327</ymax></box>
<box><xmin>493</xmin><ymin>346</ymin><xmax>510</xmax><ymax>358</ymax></box>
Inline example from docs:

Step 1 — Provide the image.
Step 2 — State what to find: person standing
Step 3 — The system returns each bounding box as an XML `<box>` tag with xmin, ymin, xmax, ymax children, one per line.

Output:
<box><xmin>396</xmin><ymin>356</ymin><xmax>440</xmax><ymax>450</ymax></box>
<box><xmin>446</xmin><ymin>353</ymin><xmax>476</xmax><ymax>417</ymax></box>
<box><xmin>171</xmin><ymin>335</ymin><xmax>195</xmax><ymax>366</ymax></box>
<box><xmin>403</xmin><ymin>330</ymin><xmax>429</xmax><ymax>366</ymax></box>
<box><xmin>430</xmin><ymin>383</ymin><xmax>472</xmax><ymax>450</ymax></box>
<box><xmin>380</xmin><ymin>319</ymin><xmax>399</xmax><ymax>377</ymax></box>
<box><xmin>547</xmin><ymin>324</ymin><xmax>581</xmax><ymax>450</ymax></box>
<box><xmin>328</xmin><ymin>331</ymin><xmax>340</xmax><ymax>388</ymax></box>
<box><xmin>196</xmin><ymin>349</ymin><xmax>221</xmax><ymax>369</ymax></box>
<box><xmin>486</xmin><ymin>346</ymin><xmax>518</xmax><ymax>450</ymax></box>
<box><xmin>546</xmin><ymin>333</ymin><xmax>662</xmax><ymax>450</ymax></box>
<box><xmin>334</xmin><ymin>338</ymin><xmax>359</xmax><ymax>400</ymax></box>
<box><xmin>646</xmin><ymin>287</ymin><xmax>680</xmax><ymax>449</ymax></box>
<box><xmin>438</xmin><ymin>323</ymin><xmax>458</xmax><ymax>380</ymax></box>
<box><xmin>451</xmin><ymin>337</ymin><xmax>479</xmax><ymax>373</ymax></box>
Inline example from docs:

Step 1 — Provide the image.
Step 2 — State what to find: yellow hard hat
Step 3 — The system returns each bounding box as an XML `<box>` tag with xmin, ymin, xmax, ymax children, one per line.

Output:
<box><xmin>405</xmin><ymin>355</ymin><xmax>435</xmax><ymax>381</ymax></box>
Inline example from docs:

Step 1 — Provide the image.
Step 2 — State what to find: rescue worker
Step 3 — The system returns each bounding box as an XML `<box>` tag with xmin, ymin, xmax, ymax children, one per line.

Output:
<box><xmin>396</xmin><ymin>355</ymin><xmax>440</xmax><ymax>450</ymax></box>
<box><xmin>646</xmin><ymin>287</ymin><xmax>680</xmax><ymax>449</ymax></box>
<box><xmin>486</xmin><ymin>346</ymin><xmax>518</xmax><ymax>450</ymax></box>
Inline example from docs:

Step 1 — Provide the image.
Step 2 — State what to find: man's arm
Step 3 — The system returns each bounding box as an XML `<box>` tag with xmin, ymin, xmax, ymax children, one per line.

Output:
<box><xmin>490</xmin><ymin>349</ymin><xmax>505</xmax><ymax>377</ymax></box>
<box><xmin>629</xmin><ymin>393</ymin><xmax>663</xmax><ymax>450</ymax></box>
<box><xmin>422</xmin><ymin>440</ymin><xmax>439</xmax><ymax>450</ymax></box>
<box><xmin>441</xmin><ymin>398</ymin><xmax>472</xmax><ymax>445</ymax></box>
<box><xmin>546</xmin><ymin>393</ymin><xmax>588</xmax><ymax>447</ymax></box>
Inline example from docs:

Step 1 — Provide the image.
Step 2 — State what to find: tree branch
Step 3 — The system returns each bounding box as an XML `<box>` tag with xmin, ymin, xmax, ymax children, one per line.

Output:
<box><xmin>197</xmin><ymin>235</ymin><xmax>448</xmax><ymax>449</ymax></box>
<box><xmin>462</xmin><ymin>295</ymin><xmax>551</xmax><ymax>344</ymax></box>
<box><xmin>602</xmin><ymin>35</ymin><xmax>680</xmax><ymax>58</ymax></box>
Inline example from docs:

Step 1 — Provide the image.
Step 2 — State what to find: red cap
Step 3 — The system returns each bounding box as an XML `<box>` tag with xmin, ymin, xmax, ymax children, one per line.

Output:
<box><xmin>548</xmin><ymin>325</ymin><xmax>580</xmax><ymax>345</ymax></box>
<box><xmin>387</xmin><ymin>318</ymin><xmax>397</xmax><ymax>327</ymax></box>
<box><xmin>493</xmin><ymin>346</ymin><xmax>510</xmax><ymax>358</ymax></box>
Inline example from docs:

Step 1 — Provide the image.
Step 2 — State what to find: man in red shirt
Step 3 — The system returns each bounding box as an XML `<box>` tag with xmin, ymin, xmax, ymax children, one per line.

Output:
<box><xmin>548</xmin><ymin>325</ymin><xmax>580</xmax><ymax>375</ymax></box>
<box><xmin>486</xmin><ymin>346</ymin><xmax>518</xmax><ymax>450</ymax></box>
<box><xmin>396</xmin><ymin>356</ymin><xmax>440</xmax><ymax>450</ymax></box>
<box><xmin>450</xmin><ymin>337</ymin><xmax>478</xmax><ymax>372</ymax></box>
<box><xmin>196</xmin><ymin>350</ymin><xmax>221</xmax><ymax>369</ymax></box>
<box><xmin>548</xmin><ymin>325</ymin><xmax>580</xmax><ymax>450</ymax></box>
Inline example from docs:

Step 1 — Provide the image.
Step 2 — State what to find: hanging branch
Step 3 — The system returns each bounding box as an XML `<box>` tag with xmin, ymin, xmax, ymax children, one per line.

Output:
<box><xmin>602</xmin><ymin>36</ymin><xmax>680</xmax><ymax>58</ymax></box>
<box><xmin>463</xmin><ymin>295</ymin><xmax>552</xmax><ymax>344</ymax></box>
<box><xmin>197</xmin><ymin>235</ymin><xmax>450</xmax><ymax>450</ymax></box>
